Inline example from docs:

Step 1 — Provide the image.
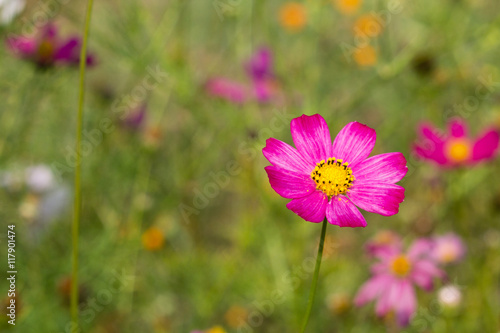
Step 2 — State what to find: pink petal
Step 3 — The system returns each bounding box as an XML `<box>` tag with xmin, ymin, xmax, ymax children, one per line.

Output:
<box><xmin>396</xmin><ymin>280</ymin><xmax>417</xmax><ymax>327</ymax></box>
<box><xmin>326</xmin><ymin>196</ymin><xmax>367</xmax><ymax>228</ymax></box>
<box><xmin>448</xmin><ymin>118</ymin><xmax>468</xmax><ymax>138</ymax></box>
<box><xmin>348</xmin><ymin>182</ymin><xmax>405</xmax><ymax>216</ymax></box>
<box><xmin>412</xmin><ymin>259</ymin><xmax>446</xmax><ymax>280</ymax></box>
<box><xmin>262</xmin><ymin>138</ymin><xmax>315</xmax><ymax>174</ymax></box>
<box><xmin>265</xmin><ymin>166</ymin><xmax>316</xmax><ymax>199</ymax></box>
<box><xmin>431</xmin><ymin>233</ymin><xmax>466</xmax><ymax>264</ymax></box>
<box><xmin>205</xmin><ymin>78</ymin><xmax>249</xmax><ymax>104</ymax></box>
<box><xmin>352</xmin><ymin>152</ymin><xmax>408</xmax><ymax>184</ymax></box>
<box><xmin>245</xmin><ymin>47</ymin><xmax>273</xmax><ymax>81</ymax></box>
<box><xmin>253</xmin><ymin>79</ymin><xmax>274</xmax><ymax>103</ymax></box>
<box><xmin>372</xmin><ymin>245</ymin><xmax>401</xmax><ymax>261</ymax></box>
<box><xmin>419</xmin><ymin>123</ymin><xmax>445</xmax><ymax>144</ymax></box>
<box><xmin>290</xmin><ymin>114</ymin><xmax>332</xmax><ymax>165</ymax></box>
<box><xmin>407</xmin><ymin>238</ymin><xmax>433</xmax><ymax>260</ymax></box>
<box><xmin>411</xmin><ymin>270</ymin><xmax>434</xmax><ymax>291</ymax></box>
<box><xmin>354</xmin><ymin>274</ymin><xmax>391</xmax><ymax>306</ymax></box>
<box><xmin>6</xmin><ymin>36</ymin><xmax>37</xmax><ymax>57</ymax></box>
<box><xmin>413</xmin><ymin>143</ymin><xmax>449</xmax><ymax>165</ymax></box>
<box><xmin>413</xmin><ymin>123</ymin><xmax>450</xmax><ymax>165</ymax></box>
<box><xmin>54</xmin><ymin>38</ymin><xmax>80</xmax><ymax>63</ymax></box>
<box><xmin>332</xmin><ymin>122</ymin><xmax>376</xmax><ymax>168</ymax></box>
<box><xmin>286</xmin><ymin>190</ymin><xmax>328</xmax><ymax>223</ymax></box>
<box><xmin>370</xmin><ymin>262</ymin><xmax>388</xmax><ymax>275</ymax></box>
<box><xmin>471</xmin><ymin>129</ymin><xmax>500</xmax><ymax>162</ymax></box>
<box><xmin>375</xmin><ymin>277</ymin><xmax>400</xmax><ymax>317</ymax></box>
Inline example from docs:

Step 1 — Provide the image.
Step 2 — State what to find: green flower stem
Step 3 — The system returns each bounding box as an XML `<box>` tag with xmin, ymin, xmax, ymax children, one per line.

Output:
<box><xmin>71</xmin><ymin>0</ymin><xmax>95</xmax><ymax>328</ymax></box>
<box><xmin>300</xmin><ymin>217</ymin><xmax>328</xmax><ymax>333</ymax></box>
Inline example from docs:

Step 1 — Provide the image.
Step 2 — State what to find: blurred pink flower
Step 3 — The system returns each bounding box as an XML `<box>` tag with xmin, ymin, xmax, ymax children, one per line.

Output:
<box><xmin>263</xmin><ymin>114</ymin><xmax>407</xmax><ymax>227</ymax></box>
<box><xmin>414</xmin><ymin>118</ymin><xmax>499</xmax><ymax>167</ymax></box>
<box><xmin>206</xmin><ymin>47</ymin><xmax>281</xmax><ymax>104</ymax></box>
<box><xmin>6</xmin><ymin>23</ymin><xmax>96</xmax><ymax>69</ymax></box>
<box><xmin>205</xmin><ymin>78</ymin><xmax>250</xmax><ymax>104</ymax></box>
<box><xmin>122</xmin><ymin>104</ymin><xmax>147</xmax><ymax>130</ymax></box>
<box><xmin>354</xmin><ymin>239</ymin><xmax>446</xmax><ymax>326</ymax></box>
<box><xmin>365</xmin><ymin>230</ymin><xmax>402</xmax><ymax>257</ymax></box>
<box><xmin>431</xmin><ymin>233</ymin><xmax>466</xmax><ymax>264</ymax></box>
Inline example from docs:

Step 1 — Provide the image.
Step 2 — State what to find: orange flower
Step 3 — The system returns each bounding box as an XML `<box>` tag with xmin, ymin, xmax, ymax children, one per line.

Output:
<box><xmin>334</xmin><ymin>0</ymin><xmax>361</xmax><ymax>15</ymax></box>
<box><xmin>354</xmin><ymin>14</ymin><xmax>383</xmax><ymax>37</ymax></box>
<box><xmin>224</xmin><ymin>305</ymin><xmax>248</xmax><ymax>328</ymax></box>
<box><xmin>279</xmin><ymin>2</ymin><xmax>307</xmax><ymax>32</ymax></box>
<box><xmin>142</xmin><ymin>226</ymin><xmax>165</xmax><ymax>251</ymax></box>
<box><xmin>353</xmin><ymin>45</ymin><xmax>377</xmax><ymax>67</ymax></box>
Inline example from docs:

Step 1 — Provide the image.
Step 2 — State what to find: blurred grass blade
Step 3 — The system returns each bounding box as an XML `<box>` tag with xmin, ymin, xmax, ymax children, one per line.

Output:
<box><xmin>71</xmin><ymin>0</ymin><xmax>95</xmax><ymax>328</ymax></box>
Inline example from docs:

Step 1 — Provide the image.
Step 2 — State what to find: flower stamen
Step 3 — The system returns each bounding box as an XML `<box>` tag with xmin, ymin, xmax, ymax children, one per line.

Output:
<box><xmin>311</xmin><ymin>157</ymin><xmax>355</xmax><ymax>198</ymax></box>
<box><xmin>390</xmin><ymin>255</ymin><xmax>411</xmax><ymax>277</ymax></box>
<box><xmin>445</xmin><ymin>139</ymin><xmax>470</xmax><ymax>162</ymax></box>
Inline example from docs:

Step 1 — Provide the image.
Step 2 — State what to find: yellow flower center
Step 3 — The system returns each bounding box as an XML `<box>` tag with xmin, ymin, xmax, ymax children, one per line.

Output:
<box><xmin>311</xmin><ymin>157</ymin><xmax>355</xmax><ymax>198</ymax></box>
<box><xmin>437</xmin><ymin>243</ymin><xmax>458</xmax><ymax>263</ymax></box>
<box><xmin>38</xmin><ymin>40</ymin><xmax>54</xmax><ymax>61</ymax></box>
<box><xmin>446</xmin><ymin>139</ymin><xmax>470</xmax><ymax>163</ymax></box>
<box><xmin>390</xmin><ymin>255</ymin><xmax>411</xmax><ymax>277</ymax></box>
<box><xmin>206</xmin><ymin>326</ymin><xmax>226</xmax><ymax>333</ymax></box>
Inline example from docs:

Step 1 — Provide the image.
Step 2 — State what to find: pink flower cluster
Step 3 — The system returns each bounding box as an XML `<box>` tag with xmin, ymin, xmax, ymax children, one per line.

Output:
<box><xmin>205</xmin><ymin>47</ymin><xmax>282</xmax><ymax>104</ymax></box>
<box><xmin>355</xmin><ymin>232</ymin><xmax>466</xmax><ymax>326</ymax></box>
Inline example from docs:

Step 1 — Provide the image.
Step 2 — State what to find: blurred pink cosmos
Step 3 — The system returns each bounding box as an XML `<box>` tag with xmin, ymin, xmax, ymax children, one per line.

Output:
<box><xmin>263</xmin><ymin>114</ymin><xmax>407</xmax><ymax>227</ymax></box>
<box><xmin>354</xmin><ymin>239</ymin><xmax>446</xmax><ymax>326</ymax></box>
<box><xmin>431</xmin><ymin>233</ymin><xmax>466</xmax><ymax>264</ymax></box>
<box><xmin>205</xmin><ymin>47</ymin><xmax>282</xmax><ymax>104</ymax></box>
<box><xmin>6</xmin><ymin>23</ymin><xmax>96</xmax><ymax>69</ymax></box>
<box><xmin>122</xmin><ymin>104</ymin><xmax>147</xmax><ymax>131</ymax></box>
<box><xmin>414</xmin><ymin>118</ymin><xmax>499</xmax><ymax>167</ymax></box>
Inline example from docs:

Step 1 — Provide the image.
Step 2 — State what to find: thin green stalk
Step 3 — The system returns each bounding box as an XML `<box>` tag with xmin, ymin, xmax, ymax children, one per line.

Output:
<box><xmin>71</xmin><ymin>0</ymin><xmax>95</xmax><ymax>327</ymax></box>
<box><xmin>300</xmin><ymin>218</ymin><xmax>328</xmax><ymax>333</ymax></box>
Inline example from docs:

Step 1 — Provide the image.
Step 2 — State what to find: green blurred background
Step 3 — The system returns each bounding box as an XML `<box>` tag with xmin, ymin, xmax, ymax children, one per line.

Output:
<box><xmin>0</xmin><ymin>0</ymin><xmax>500</xmax><ymax>332</ymax></box>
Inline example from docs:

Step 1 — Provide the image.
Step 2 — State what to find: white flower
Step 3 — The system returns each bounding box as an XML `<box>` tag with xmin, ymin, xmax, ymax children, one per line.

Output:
<box><xmin>25</xmin><ymin>165</ymin><xmax>55</xmax><ymax>193</ymax></box>
<box><xmin>438</xmin><ymin>285</ymin><xmax>462</xmax><ymax>308</ymax></box>
<box><xmin>0</xmin><ymin>0</ymin><xmax>25</xmax><ymax>25</ymax></box>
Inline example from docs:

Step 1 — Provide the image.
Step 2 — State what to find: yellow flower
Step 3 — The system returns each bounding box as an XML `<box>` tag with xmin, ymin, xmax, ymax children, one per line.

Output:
<box><xmin>141</xmin><ymin>226</ymin><xmax>165</xmax><ymax>251</ymax></box>
<box><xmin>206</xmin><ymin>326</ymin><xmax>226</xmax><ymax>333</ymax></box>
<box><xmin>327</xmin><ymin>293</ymin><xmax>351</xmax><ymax>315</ymax></box>
<box><xmin>279</xmin><ymin>2</ymin><xmax>307</xmax><ymax>32</ymax></box>
<box><xmin>334</xmin><ymin>0</ymin><xmax>361</xmax><ymax>15</ymax></box>
<box><xmin>353</xmin><ymin>45</ymin><xmax>377</xmax><ymax>67</ymax></box>
<box><xmin>354</xmin><ymin>14</ymin><xmax>383</xmax><ymax>37</ymax></box>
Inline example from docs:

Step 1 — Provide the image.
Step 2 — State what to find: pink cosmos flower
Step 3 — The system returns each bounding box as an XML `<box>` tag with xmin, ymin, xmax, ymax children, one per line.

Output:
<box><xmin>205</xmin><ymin>78</ymin><xmax>250</xmax><ymax>104</ymax></box>
<box><xmin>6</xmin><ymin>23</ymin><xmax>95</xmax><ymax>69</ymax></box>
<box><xmin>431</xmin><ymin>233</ymin><xmax>466</xmax><ymax>265</ymax></box>
<box><xmin>263</xmin><ymin>114</ymin><xmax>407</xmax><ymax>227</ymax></box>
<box><xmin>205</xmin><ymin>47</ymin><xmax>281</xmax><ymax>104</ymax></box>
<box><xmin>354</xmin><ymin>239</ymin><xmax>446</xmax><ymax>326</ymax></box>
<box><xmin>414</xmin><ymin>118</ymin><xmax>500</xmax><ymax>167</ymax></box>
